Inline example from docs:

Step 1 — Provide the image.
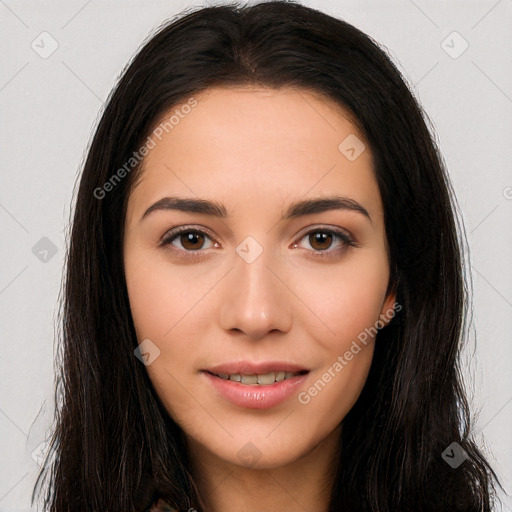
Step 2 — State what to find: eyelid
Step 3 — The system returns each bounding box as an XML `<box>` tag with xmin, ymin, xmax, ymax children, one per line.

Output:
<box><xmin>159</xmin><ymin>223</ymin><xmax>357</xmax><ymax>256</ymax></box>
<box><xmin>293</xmin><ymin>224</ymin><xmax>354</xmax><ymax>243</ymax></box>
<box><xmin>159</xmin><ymin>224</ymin><xmax>218</xmax><ymax>250</ymax></box>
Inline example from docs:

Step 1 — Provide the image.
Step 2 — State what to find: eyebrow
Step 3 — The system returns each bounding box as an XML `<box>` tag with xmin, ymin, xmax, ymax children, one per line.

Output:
<box><xmin>140</xmin><ymin>195</ymin><xmax>372</xmax><ymax>223</ymax></box>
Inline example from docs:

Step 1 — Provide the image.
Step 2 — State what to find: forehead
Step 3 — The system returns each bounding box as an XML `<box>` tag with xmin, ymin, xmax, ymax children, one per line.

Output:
<box><xmin>127</xmin><ymin>86</ymin><xmax>381</xmax><ymax>221</ymax></box>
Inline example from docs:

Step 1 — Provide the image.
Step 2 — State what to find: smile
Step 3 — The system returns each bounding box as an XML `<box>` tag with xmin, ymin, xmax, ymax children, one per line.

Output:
<box><xmin>201</xmin><ymin>367</ymin><xmax>310</xmax><ymax>409</ymax></box>
<box><xmin>209</xmin><ymin>370</ymin><xmax>307</xmax><ymax>385</ymax></box>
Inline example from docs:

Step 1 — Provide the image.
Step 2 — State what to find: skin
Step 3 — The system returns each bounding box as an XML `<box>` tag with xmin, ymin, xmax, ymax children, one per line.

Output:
<box><xmin>123</xmin><ymin>86</ymin><xmax>396</xmax><ymax>512</ymax></box>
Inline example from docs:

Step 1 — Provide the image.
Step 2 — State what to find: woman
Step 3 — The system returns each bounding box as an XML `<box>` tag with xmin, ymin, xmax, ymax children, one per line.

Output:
<box><xmin>33</xmin><ymin>1</ymin><xmax>502</xmax><ymax>511</ymax></box>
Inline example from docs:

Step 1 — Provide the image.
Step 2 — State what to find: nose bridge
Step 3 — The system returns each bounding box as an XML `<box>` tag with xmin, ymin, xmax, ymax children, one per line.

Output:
<box><xmin>218</xmin><ymin>234</ymin><xmax>292</xmax><ymax>338</ymax></box>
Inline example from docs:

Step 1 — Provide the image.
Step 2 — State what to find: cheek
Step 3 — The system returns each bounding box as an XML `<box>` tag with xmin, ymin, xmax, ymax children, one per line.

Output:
<box><xmin>125</xmin><ymin>271</ymin><xmax>172</xmax><ymax>340</ymax></box>
<box><xmin>293</xmin><ymin>260</ymin><xmax>388</xmax><ymax>435</ymax></box>
<box><xmin>295</xmin><ymin>252</ymin><xmax>390</xmax><ymax>353</ymax></box>
<box><xmin>124</xmin><ymin>249</ymin><xmax>200</xmax><ymax>339</ymax></box>
<box><xmin>124</xmin><ymin>255</ymin><xmax>204</xmax><ymax>421</ymax></box>
<box><xmin>124</xmin><ymin>252</ymin><xmax>211</xmax><ymax>377</ymax></box>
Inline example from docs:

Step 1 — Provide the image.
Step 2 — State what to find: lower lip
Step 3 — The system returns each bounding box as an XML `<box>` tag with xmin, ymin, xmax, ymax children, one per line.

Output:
<box><xmin>202</xmin><ymin>371</ymin><xmax>309</xmax><ymax>409</ymax></box>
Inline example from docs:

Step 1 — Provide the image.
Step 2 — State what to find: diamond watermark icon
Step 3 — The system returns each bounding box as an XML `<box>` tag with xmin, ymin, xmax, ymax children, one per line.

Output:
<box><xmin>236</xmin><ymin>236</ymin><xmax>263</xmax><ymax>264</ymax></box>
<box><xmin>134</xmin><ymin>339</ymin><xmax>161</xmax><ymax>366</ymax></box>
<box><xmin>338</xmin><ymin>134</ymin><xmax>365</xmax><ymax>161</ymax></box>
<box><xmin>31</xmin><ymin>31</ymin><xmax>59</xmax><ymax>59</ymax></box>
<box><xmin>441</xmin><ymin>441</ymin><xmax>469</xmax><ymax>469</ymax></box>
<box><xmin>441</xmin><ymin>31</ymin><xmax>468</xmax><ymax>59</ymax></box>
<box><xmin>236</xmin><ymin>442</ymin><xmax>262</xmax><ymax>467</ymax></box>
<box><xmin>32</xmin><ymin>237</ymin><xmax>58</xmax><ymax>263</ymax></box>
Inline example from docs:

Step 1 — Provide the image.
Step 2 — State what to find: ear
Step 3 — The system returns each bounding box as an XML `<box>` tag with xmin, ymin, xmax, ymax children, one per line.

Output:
<box><xmin>377</xmin><ymin>290</ymin><xmax>399</xmax><ymax>328</ymax></box>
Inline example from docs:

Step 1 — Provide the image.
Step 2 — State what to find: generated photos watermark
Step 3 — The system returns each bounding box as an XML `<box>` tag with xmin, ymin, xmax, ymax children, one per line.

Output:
<box><xmin>94</xmin><ymin>97</ymin><xmax>198</xmax><ymax>200</ymax></box>
<box><xmin>297</xmin><ymin>301</ymin><xmax>402</xmax><ymax>405</ymax></box>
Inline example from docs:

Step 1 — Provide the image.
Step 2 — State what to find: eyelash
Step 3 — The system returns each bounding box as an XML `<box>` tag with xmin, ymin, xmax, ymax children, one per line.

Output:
<box><xmin>159</xmin><ymin>225</ymin><xmax>357</xmax><ymax>260</ymax></box>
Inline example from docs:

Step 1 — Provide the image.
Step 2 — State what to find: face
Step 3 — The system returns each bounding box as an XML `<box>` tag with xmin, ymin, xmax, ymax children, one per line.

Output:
<box><xmin>123</xmin><ymin>86</ymin><xmax>396</xmax><ymax>470</ymax></box>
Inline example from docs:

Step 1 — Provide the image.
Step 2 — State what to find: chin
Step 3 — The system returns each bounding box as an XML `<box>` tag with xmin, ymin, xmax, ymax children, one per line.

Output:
<box><xmin>191</xmin><ymin>424</ymin><xmax>331</xmax><ymax>471</ymax></box>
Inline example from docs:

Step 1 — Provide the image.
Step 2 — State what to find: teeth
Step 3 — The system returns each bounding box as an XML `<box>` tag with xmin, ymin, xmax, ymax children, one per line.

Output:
<box><xmin>241</xmin><ymin>374</ymin><xmax>258</xmax><ymax>384</ymax></box>
<box><xmin>215</xmin><ymin>371</ymin><xmax>303</xmax><ymax>385</ymax></box>
<box><xmin>256</xmin><ymin>372</ymin><xmax>275</xmax><ymax>385</ymax></box>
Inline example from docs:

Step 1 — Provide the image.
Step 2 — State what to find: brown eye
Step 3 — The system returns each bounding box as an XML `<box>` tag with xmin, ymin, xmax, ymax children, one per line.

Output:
<box><xmin>180</xmin><ymin>231</ymin><xmax>206</xmax><ymax>250</ymax></box>
<box><xmin>294</xmin><ymin>227</ymin><xmax>355</xmax><ymax>259</ymax></box>
<box><xmin>309</xmin><ymin>231</ymin><xmax>334</xmax><ymax>251</ymax></box>
<box><xmin>160</xmin><ymin>228</ymin><xmax>215</xmax><ymax>253</ymax></box>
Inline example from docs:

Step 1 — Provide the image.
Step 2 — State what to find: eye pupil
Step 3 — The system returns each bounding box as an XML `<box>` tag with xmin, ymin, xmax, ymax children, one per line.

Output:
<box><xmin>182</xmin><ymin>232</ymin><xmax>205</xmax><ymax>250</ymax></box>
<box><xmin>310</xmin><ymin>232</ymin><xmax>332</xmax><ymax>250</ymax></box>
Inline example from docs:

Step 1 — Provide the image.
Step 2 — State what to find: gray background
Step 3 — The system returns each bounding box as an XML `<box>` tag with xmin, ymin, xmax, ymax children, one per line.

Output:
<box><xmin>1</xmin><ymin>0</ymin><xmax>511</xmax><ymax>510</ymax></box>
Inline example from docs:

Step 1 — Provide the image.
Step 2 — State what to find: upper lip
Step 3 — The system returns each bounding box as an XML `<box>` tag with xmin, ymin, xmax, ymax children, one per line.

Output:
<box><xmin>203</xmin><ymin>361</ymin><xmax>310</xmax><ymax>375</ymax></box>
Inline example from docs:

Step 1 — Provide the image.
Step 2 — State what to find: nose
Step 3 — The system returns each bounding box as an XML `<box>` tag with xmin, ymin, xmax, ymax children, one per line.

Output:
<box><xmin>218</xmin><ymin>245</ymin><xmax>293</xmax><ymax>340</ymax></box>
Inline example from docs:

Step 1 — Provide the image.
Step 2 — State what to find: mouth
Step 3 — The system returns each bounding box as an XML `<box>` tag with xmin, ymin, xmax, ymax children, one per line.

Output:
<box><xmin>200</xmin><ymin>362</ymin><xmax>310</xmax><ymax>409</ymax></box>
<box><xmin>204</xmin><ymin>369</ymin><xmax>309</xmax><ymax>385</ymax></box>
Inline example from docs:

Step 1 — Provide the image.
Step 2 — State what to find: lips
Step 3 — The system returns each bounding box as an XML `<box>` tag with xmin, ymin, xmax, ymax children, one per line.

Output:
<box><xmin>201</xmin><ymin>361</ymin><xmax>310</xmax><ymax>409</ymax></box>
<box><xmin>203</xmin><ymin>362</ymin><xmax>309</xmax><ymax>385</ymax></box>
